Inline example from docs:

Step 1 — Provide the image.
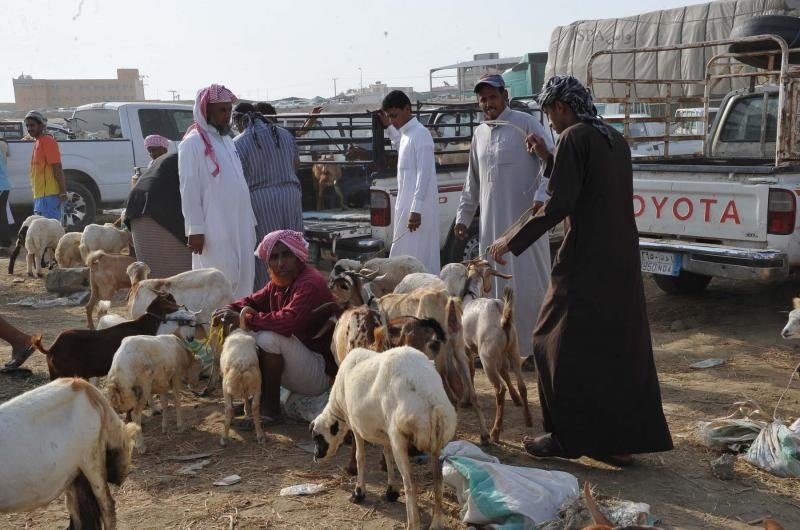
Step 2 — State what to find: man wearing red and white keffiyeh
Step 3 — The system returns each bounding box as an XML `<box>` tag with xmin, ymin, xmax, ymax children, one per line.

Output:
<box><xmin>178</xmin><ymin>84</ymin><xmax>257</xmax><ymax>299</ymax></box>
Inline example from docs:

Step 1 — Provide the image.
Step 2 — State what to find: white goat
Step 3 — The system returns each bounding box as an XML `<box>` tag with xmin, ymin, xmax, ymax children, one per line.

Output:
<box><xmin>7</xmin><ymin>214</ymin><xmax>43</xmax><ymax>274</ymax></box>
<box><xmin>79</xmin><ymin>223</ymin><xmax>132</xmax><ymax>265</ymax></box>
<box><xmin>25</xmin><ymin>218</ymin><xmax>64</xmax><ymax>277</ymax></box>
<box><xmin>106</xmin><ymin>334</ymin><xmax>203</xmax><ymax>454</ymax></box>
<box><xmin>450</xmin><ymin>259</ymin><xmax>531</xmax><ymax>442</ymax></box>
<box><xmin>219</xmin><ymin>327</ymin><xmax>265</xmax><ymax>446</ymax></box>
<box><xmin>393</xmin><ymin>272</ymin><xmax>445</xmax><ymax>294</ymax></box>
<box><xmin>330</xmin><ymin>255</ymin><xmax>427</xmax><ymax>297</ymax></box>
<box><xmin>0</xmin><ymin>378</ymin><xmax>139</xmax><ymax>530</ymax></box>
<box><xmin>311</xmin><ymin>347</ymin><xmax>456</xmax><ymax>530</ymax></box>
<box><xmin>129</xmin><ymin>268</ymin><xmax>233</xmax><ymax>391</ymax></box>
<box><xmin>378</xmin><ymin>288</ymin><xmax>491</xmax><ymax>444</ymax></box>
<box><xmin>781</xmin><ymin>296</ymin><xmax>800</xmax><ymax>338</ymax></box>
<box><xmin>54</xmin><ymin>232</ymin><xmax>84</xmax><ymax>269</ymax></box>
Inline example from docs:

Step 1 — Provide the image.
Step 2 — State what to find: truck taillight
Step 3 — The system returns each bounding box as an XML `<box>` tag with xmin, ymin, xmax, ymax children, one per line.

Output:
<box><xmin>370</xmin><ymin>190</ymin><xmax>391</xmax><ymax>227</ymax></box>
<box><xmin>767</xmin><ymin>188</ymin><xmax>796</xmax><ymax>235</ymax></box>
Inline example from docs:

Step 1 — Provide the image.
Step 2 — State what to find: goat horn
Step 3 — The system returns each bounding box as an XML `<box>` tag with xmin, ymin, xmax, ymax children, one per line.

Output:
<box><xmin>312</xmin><ymin>318</ymin><xmax>336</xmax><ymax>340</ymax></box>
<box><xmin>312</xmin><ymin>301</ymin><xmax>342</xmax><ymax>314</ymax></box>
<box><xmin>355</xmin><ymin>268</ymin><xmax>380</xmax><ymax>280</ymax></box>
<box><xmin>489</xmin><ymin>270</ymin><xmax>513</xmax><ymax>280</ymax></box>
<box><xmin>583</xmin><ymin>482</ymin><xmax>614</xmax><ymax>526</ymax></box>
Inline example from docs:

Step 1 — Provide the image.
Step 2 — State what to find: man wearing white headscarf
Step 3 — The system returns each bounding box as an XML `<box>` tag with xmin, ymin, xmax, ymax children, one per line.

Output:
<box><xmin>178</xmin><ymin>84</ymin><xmax>257</xmax><ymax>299</ymax></box>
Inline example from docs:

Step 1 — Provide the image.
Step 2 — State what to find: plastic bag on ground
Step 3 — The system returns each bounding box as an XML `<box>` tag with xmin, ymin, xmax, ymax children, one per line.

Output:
<box><xmin>442</xmin><ymin>440</ymin><xmax>579</xmax><ymax>529</ymax></box>
<box><xmin>283</xmin><ymin>388</ymin><xmax>330</xmax><ymax>422</ymax></box>
<box><xmin>744</xmin><ymin>420</ymin><xmax>800</xmax><ymax>478</ymax></box>
<box><xmin>696</xmin><ymin>399</ymin><xmax>769</xmax><ymax>451</ymax></box>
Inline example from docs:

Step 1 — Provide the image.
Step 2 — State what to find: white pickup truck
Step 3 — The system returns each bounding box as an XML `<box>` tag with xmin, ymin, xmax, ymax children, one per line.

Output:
<box><xmin>4</xmin><ymin>102</ymin><xmax>192</xmax><ymax>228</ymax></box>
<box><xmin>588</xmin><ymin>29</ymin><xmax>800</xmax><ymax>294</ymax></box>
<box><xmin>298</xmin><ymin>101</ymin><xmax>558</xmax><ymax>265</ymax></box>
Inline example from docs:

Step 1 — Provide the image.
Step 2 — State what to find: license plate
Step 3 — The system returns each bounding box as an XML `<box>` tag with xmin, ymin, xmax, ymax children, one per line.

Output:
<box><xmin>640</xmin><ymin>250</ymin><xmax>682</xmax><ymax>276</ymax></box>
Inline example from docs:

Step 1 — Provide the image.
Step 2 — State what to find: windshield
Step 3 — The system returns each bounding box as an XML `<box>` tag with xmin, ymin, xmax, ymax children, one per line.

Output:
<box><xmin>70</xmin><ymin>108</ymin><xmax>123</xmax><ymax>139</ymax></box>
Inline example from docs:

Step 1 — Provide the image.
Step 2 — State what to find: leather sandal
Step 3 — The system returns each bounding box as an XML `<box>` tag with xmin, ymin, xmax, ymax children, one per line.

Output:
<box><xmin>522</xmin><ymin>433</ymin><xmax>578</xmax><ymax>459</ymax></box>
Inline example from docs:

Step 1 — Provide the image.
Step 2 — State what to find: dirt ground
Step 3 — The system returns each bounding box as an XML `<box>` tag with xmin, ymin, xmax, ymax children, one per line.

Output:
<box><xmin>1</xmin><ymin>256</ymin><xmax>799</xmax><ymax>530</ymax></box>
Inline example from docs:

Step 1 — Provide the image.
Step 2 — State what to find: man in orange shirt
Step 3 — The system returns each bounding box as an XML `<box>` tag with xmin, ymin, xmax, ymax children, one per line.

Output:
<box><xmin>24</xmin><ymin>110</ymin><xmax>66</xmax><ymax>221</ymax></box>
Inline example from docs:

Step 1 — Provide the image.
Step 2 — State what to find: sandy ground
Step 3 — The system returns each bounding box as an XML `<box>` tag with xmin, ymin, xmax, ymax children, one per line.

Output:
<box><xmin>1</xmin><ymin>256</ymin><xmax>799</xmax><ymax>529</ymax></box>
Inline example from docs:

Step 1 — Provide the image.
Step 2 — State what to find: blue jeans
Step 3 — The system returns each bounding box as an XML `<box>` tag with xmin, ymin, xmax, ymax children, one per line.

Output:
<box><xmin>33</xmin><ymin>195</ymin><xmax>63</xmax><ymax>221</ymax></box>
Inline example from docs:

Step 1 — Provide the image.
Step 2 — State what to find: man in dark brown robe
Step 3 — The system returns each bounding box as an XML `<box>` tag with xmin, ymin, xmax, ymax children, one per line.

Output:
<box><xmin>489</xmin><ymin>75</ymin><xmax>672</xmax><ymax>466</ymax></box>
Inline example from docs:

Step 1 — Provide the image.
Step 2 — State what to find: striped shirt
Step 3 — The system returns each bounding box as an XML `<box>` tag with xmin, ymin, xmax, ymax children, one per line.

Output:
<box><xmin>234</xmin><ymin>120</ymin><xmax>304</xmax><ymax>290</ymax></box>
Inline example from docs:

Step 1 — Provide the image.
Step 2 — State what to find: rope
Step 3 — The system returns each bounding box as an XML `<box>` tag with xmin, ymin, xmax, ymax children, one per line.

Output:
<box><xmin>772</xmin><ymin>360</ymin><xmax>800</xmax><ymax>420</ymax></box>
<box><xmin>483</xmin><ymin>119</ymin><xmax>530</xmax><ymax>140</ymax></box>
<box><xmin>391</xmin><ymin>227</ymin><xmax>410</xmax><ymax>244</ymax></box>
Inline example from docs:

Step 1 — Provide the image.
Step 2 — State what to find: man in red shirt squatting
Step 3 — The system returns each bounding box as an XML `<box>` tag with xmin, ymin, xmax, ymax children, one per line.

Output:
<box><xmin>214</xmin><ymin>230</ymin><xmax>336</xmax><ymax>428</ymax></box>
<box><xmin>25</xmin><ymin>110</ymin><xmax>67</xmax><ymax>220</ymax></box>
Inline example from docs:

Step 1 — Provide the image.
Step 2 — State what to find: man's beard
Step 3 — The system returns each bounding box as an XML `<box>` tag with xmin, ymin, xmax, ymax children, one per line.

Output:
<box><xmin>268</xmin><ymin>268</ymin><xmax>294</xmax><ymax>288</ymax></box>
<box><xmin>211</xmin><ymin>122</ymin><xmax>231</xmax><ymax>135</ymax></box>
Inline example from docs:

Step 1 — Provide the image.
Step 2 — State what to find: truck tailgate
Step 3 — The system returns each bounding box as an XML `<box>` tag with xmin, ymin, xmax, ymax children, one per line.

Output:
<box><xmin>302</xmin><ymin>210</ymin><xmax>371</xmax><ymax>242</ymax></box>
<box><xmin>633</xmin><ymin>177</ymin><xmax>770</xmax><ymax>242</ymax></box>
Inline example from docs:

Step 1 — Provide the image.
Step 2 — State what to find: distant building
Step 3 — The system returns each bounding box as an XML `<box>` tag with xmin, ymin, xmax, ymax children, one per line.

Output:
<box><xmin>13</xmin><ymin>69</ymin><xmax>145</xmax><ymax>109</ymax></box>
<box><xmin>429</xmin><ymin>53</ymin><xmax>521</xmax><ymax>99</ymax></box>
<box><xmin>352</xmin><ymin>81</ymin><xmax>415</xmax><ymax>105</ymax></box>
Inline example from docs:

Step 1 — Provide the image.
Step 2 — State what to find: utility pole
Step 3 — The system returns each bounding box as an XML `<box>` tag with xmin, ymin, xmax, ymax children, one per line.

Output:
<box><xmin>168</xmin><ymin>90</ymin><xmax>179</xmax><ymax>101</ymax></box>
<box><xmin>332</xmin><ymin>78</ymin><xmax>338</xmax><ymax>97</ymax></box>
<box><xmin>358</xmin><ymin>67</ymin><xmax>363</xmax><ymax>92</ymax></box>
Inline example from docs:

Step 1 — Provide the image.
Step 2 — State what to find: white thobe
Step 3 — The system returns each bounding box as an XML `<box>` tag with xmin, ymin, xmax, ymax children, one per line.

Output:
<box><xmin>455</xmin><ymin>107</ymin><xmax>554</xmax><ymax>357</ymax></box>
<box><xmin>387</xmin><ymin>118</ymin><xmax>440</xmax><ymax>274</ymax></box>
<box><xmin>179</xmin><ymin>129</ymin><xmax>257</xmax><ymax>300</ymax></box>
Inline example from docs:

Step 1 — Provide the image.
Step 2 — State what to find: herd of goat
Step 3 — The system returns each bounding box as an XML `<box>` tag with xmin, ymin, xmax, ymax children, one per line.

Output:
<box><xmin>0</xmin><ymin>216</ymin><xmax>791</xmax><ymax>529</ymax></box>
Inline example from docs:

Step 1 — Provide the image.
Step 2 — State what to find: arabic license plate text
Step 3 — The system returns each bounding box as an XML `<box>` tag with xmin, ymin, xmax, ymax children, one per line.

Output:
<box><xmin>641</xmin><ymin>250</ymin><xmax>681</xmax><ymax>276</ymax></box>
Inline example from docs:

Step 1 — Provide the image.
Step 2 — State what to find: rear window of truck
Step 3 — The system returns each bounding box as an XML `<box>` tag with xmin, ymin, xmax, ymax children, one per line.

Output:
<box><xmin>719</xmin><ymin>94</ymin><xmax>778</xmax><ymax>143</ymax></box>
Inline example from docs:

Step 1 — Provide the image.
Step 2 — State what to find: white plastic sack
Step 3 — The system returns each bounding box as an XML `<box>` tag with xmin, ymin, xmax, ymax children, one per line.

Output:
<box><xmin>442</xmin><ymin>440</ymin><xmax>579</xmax><ymax>529</ymax></box>
<box><xmin>696</xmin><ymin>399</ymin><xmax>770</xmax><ymax>451</ymax></box>
<box><xmin>744</xmin><ymin>420</ymin><xmax>800</xmax><ymax>477</ymax></box>
<box><xmin>283</xmin><ymin>388</ymin><xmax>330</xmax><ymax>422</ymax></box>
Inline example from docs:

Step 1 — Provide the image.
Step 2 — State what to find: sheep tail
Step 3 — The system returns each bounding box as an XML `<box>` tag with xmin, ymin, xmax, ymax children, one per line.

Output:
<box><xmin>32</xmin><ymin>333</ymin><xmax>50</xmax><ymax>355</ymax></box>
<box><xmin>429</xmin><ymin>406</ymin><xmax>450</xmax><ymax>453</ymax></box>
<box><xmin>97</xmin><ymin>300</ymin><xmax>112</xmax><ymax>318</ymax></box>
<box><xmin>501</xmin><ymin>285</ymin><xmax>514</xmax><ymax>337</ymax></box>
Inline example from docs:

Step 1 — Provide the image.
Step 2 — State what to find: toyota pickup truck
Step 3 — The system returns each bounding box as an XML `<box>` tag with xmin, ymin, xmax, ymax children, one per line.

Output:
<box><xmin>587</xmin><ymin>30</ymin><xmax>800</xmax><ymax>294</ymax></box>
<box><xmin>4</xmin><ymin>102</ymin><xmax>192</xmax><ymax>228</ymax></box>
<box><xmin>292</xmin><ymin>100</ymin><xmax>558</xmax><ymax>266</ymax></box>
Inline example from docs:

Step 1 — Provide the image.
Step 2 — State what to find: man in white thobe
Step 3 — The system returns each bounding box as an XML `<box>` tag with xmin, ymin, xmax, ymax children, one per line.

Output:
<box><xmin>455</xmin><ymin>74</ymin><xmax>555</xmax><ymax>359</ymax></box>
<box><xmin>178</xmin><ymin>84</ymin><xmax>256</xmax><ymax>299</ymax></box>
<box><xmin>380</xmin><ymin>90</ymin><xmax>440</xmax><ymax>273</ymax></box>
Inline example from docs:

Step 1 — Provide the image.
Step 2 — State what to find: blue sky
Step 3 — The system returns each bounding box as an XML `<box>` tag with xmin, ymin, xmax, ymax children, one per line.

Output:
<box><xmin>3</xmin><ymin>0</ymin><xmax>698</xmax><ymax>103</ymax></box>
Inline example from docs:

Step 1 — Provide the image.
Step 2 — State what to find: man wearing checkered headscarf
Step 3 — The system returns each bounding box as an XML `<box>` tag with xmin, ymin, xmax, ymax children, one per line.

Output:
<box><xmin>489</xmin><ymin>74</ymin><xmax>673</xmax><ymax>464</ymax></box>
<box><xmin>178</xmin><ymin>84</ymin><xmax>257</xmax><ymax>299</ymax></box>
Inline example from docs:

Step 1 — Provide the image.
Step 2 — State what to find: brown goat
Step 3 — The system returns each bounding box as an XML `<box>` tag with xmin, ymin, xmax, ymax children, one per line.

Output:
<box><xmin>311</xmin><ymin>154</ymin><xmax>345</xmax><ymax>210</ymax></box>
<box><xmin>31</xmin><ymin>292</ymin><xmax>182</xmax><ymax>380</ymax></box>
<box><xmin>85</xmin><ymin>250</ymin><xmax>137</xmax><ymax>329</ymax></box>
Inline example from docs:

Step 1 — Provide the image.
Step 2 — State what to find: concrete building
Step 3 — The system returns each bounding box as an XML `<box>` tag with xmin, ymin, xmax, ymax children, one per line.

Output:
<box><xmin>429</xmin><ymin>53</ymin><xmax>521</xmax><ymax>99</ymax></box>
<box><xmin>12</xmin><ymin>69</ymin><xmax>145</xmax><ymax>109</ymax></box>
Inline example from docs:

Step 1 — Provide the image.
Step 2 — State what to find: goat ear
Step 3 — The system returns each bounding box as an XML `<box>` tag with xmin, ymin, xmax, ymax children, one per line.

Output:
<box><xmin>446</xmin><ymin>298</ymin><xmax>460</xmax><ymax>334</ymax></box>
<box><xmin>794</xmin><ymin>297</ymin><xmax>800</xmax><ymax>310</ymax></box>
<box><xmin>583</xmin><ymin>482</ymin><xmax>614</xmax><ymax>526</ymax></box>
<box><xmin>490</xmin><ymin>269</ymin><xmax>513</xmax><ymax>280</ymax></box>
<box><xmin>313</xmin><ymin>318</ymin><xmax>336</xmax><ymax>340</ymax></box>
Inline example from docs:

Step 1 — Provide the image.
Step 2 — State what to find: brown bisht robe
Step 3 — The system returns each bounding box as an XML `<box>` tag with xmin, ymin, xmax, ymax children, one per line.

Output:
<box><xmin>504</xmin><ymin>122</ymin><xmax>672</xmax><ymax>457</ymax></box>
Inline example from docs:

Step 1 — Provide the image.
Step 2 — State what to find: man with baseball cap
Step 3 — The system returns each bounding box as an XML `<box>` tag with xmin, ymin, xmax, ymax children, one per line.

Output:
<box><xmin>454</xmin><ymin>73</ymin><xmax>554</xmax><ymax>363</ymax></box>
<box><xmin>24</xmin><ymin>110</ymin><xmax>66</xmax><ymax>221</ymax></box>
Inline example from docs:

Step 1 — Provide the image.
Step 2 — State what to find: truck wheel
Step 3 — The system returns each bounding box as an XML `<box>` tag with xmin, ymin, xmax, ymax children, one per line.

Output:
<box><xmin>64</xmin><ymin>181</ymin><xmax>96</xmax><ymax>230</ymax></box>
<box><xmin>652</xmin><ymin>270</ymin><xmax>712</xmax><ymax>295</ymax></box>
<box><xmin>730</xmin><ymin>15</ymin><xmax>800</xmax><ymax>68</ymax></box>
<box><xmin>442</xmin><ymin>220</ymin><xmax>480</xmax><ymax>264</ymax></box>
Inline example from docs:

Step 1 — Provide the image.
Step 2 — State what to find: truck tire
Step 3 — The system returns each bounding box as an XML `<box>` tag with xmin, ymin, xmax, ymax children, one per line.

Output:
<box><xmin>652</xmin><ymin>270</ymin><xmax>712</xmax><ymax>295</ymax></box>
<box><xmin>64</xmin><ymin>180</ymin><xmax>96</xmax><ymax>230</ymax></box>
<box><xmin>729</xmin><ymin>15</ymin><xmax>800</xmax><ymax>68</ymax></box>
<box><xmin>442</xmin><ymin>220</ymin><xmax>480</xmax><ymax>264</ymax></box>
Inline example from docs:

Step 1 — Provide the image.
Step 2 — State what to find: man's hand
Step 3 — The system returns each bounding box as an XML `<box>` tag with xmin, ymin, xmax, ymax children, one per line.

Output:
<box><xmin>454</xmin><ymin>223</ymin><xmax>468</xmax><ymax>241</ymax></box>
<box><xmin>407</xmin><ymin>212</ymin><xmax>422</xmax><ymax>232</ymax></box>
<box><xmin>525</xmin><ymin>133</ymin><xmax>551</xmax><ymax>161</ymax></box>
<box><xmin>532</xmin><ymin>200</ymin><xmax>544</xmax><ymax>215</ymax></box>
<box><xmin>375</xmin><ymin>110</ymin><xmax>390</xmax><ymax>129</ymax></box>
<box><xmin>187</xmin><ymin>234</ymin><xmax>204</xmax><ymax>254</ymax></box>
<box><xmin>212</xmin><ymin>307</ymin><xmax>240</xmax><ymax>326</ymax></box>
<box><xmin>239</xmin><ymin>306</ymin><xmax>257</xmax><ymax>331</ymax></box>
<box><xmin>488</xmin><ymin>236</ymin><xmax>511</xmax><ymax>266</ymax></box>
